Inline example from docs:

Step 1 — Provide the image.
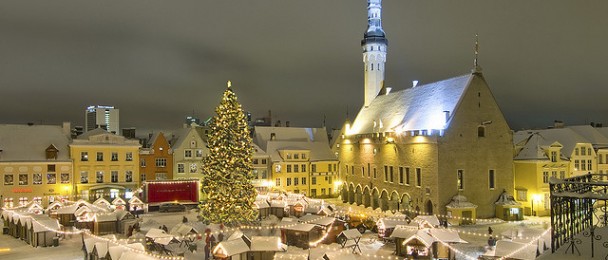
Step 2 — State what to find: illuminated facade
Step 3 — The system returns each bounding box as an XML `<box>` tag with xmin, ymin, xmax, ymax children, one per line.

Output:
<box><xmin>170</xmin><ymin>124</ymin><xmax>208</xmax><ymax>195</ymax></box>
<box><xmin>513</xmin><ymin>124</ymin><xmax>608</xmax><ymax>216</ymax></box>
<box><xmin>0</xmin><ymin>124</ymin><xmax>73</xmax><ymax>208</ymax></box>
<box><xmin>85</xmin><ymin>105</ymin><xmax>120</xmax><ymax>134</ymax></box>
<box><xmin>362</xmin><ymin>0</ymin><xmax>387</xmax><ymax>107</ymax></box>
<box><xmin>253</xmin><ymin>126</ymin><xmax>339</xmax><ymax>198</ymax></box>
<box><xmin>70</xmin><ymin>128</ymin><xmax>141</xmax><ymax>201</ymax></box>
<box><xmin>338</xmin><ymin>0</ymin><xmax>513</xmax><ymax>218</ymax></box>
<box><xmin>251</xmin><ymin>143</ymin><xmax>271</xmax><ymax>192</ymax></box>
<box><xmin>139</xmin><ymin>132</ymin><xmax>173</xmax><ymax>181</ymax></box>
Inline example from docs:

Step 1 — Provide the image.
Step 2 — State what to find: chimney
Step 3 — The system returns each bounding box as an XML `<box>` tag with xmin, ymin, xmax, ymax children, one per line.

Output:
<box><xmin>62</xmin><ymin>122</ymin><xmax>71</xmax><ymax>137</ymax></box>
<box><xmin>553</xmin><ymin>120</ymin><xmax>564</xmax><ymax>129</ymax></box>
<box><xmin>275</xmin><ymin>120</ymin><xmax>281</xmax><ymax>127</ymax></box>
<box><xmin>412</xmin><ymin>80</ymin><xmax>419</xmax><ymax>88</ymax></box>
<box><xmin>270</xmin><ymin>133</ymin><xmax>276</xmax><ymax>141</ymax></box>
<box><xmin>385</xmin><ymin>87</ymin><xmax>392</xmax><ymax>95</ymax></box>
<box><xmin>443</xmin><ymin>111</ymin><xmax>450</xmax><ymax>123</ymax></box>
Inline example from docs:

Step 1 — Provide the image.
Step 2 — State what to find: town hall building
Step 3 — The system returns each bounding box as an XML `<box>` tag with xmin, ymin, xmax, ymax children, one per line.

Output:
<box><xmin>337</xmin><ymin>0</ymin><xmax>514</xmax><ymax>218</ymax></box>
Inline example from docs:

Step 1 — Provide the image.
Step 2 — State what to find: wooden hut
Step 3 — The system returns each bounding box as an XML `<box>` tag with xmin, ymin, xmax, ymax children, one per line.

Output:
<box><xmin>495</xmin><ymin>190</ymin><xmax>524</xmax><ymax>221</ymax></box>
<box><xmin>299</xmin><ymin>215</ymin><xmax>344</xmax><ymax>244</ymax></box>
<box><xmin>128</xmin><ymin>196</ymin><xmax>145</xmax><ymax>214</ymax></box>
<box><xmin>445</xmin><ymin>195</ymin><xmax>478</xmax><ymax>226</ymax></box>
<box><xmin>108</xmin><ymin>243</ymin><xmax>145</xmax><ymax>260</ymax></box>
<box><xmin>249</xmin><ymin>236</ymin><xmax>287</xmax><ymax>260</ymax></box>
<box><xmin>392</xmin><ymin>228</ymin><xmax>467</xmax><ymax>259</ymax></box>
<box><xmin>56</xmin><ymin>204</ymin><xmax>78</xmax><ymax>226</ymax></box>
<box><xmin>93</xmin><ymin>212</ymin><xmax>118</xmax><ymax>235</ymax></box>
<box><xmin>213</xmin><ymin>237</ymin><xmax>250</xmax><ymax>260</ymax></box>
<box><xmin>269</xmin><ymin>200</ymin><xmax>287</xmax><ymax>218</ymax></box>
<box><xmin>281</xmin><ymin>223</ymin><xmax>318</xmax><ymax>249</ymax></box>
<box><xmin>413</xmin><ymin>215</ymin><xmax>441</xmax><ymax>229</ymax></box>
<box><xmin>336</xmin><ymin>229</ymin><xmax>363</xmax><ymax>253</ymax></box>
<box><xmin>93</xmin><ymin>198</ymin><xmax>112</xmax><ymax>210</ymax></box>
<box><xmin>84</xmin><ymin>237</ymin><xmax>104</xmax><ymax>260</ymax></box>
<box><xmin>114</xmin><ymin>210</ymin><xmax>135</xmax><ymax>235</ymax></box>
<box><xmin>287</xmin><ymin>200</ymin><xmax>307</xmax><ymax>217</ymax></box>
<box><xmin>376</xmin><ymin>218</ymin><xmax>411</xmax><ymax>241</ymax></box>
<box><xmin>92</xmin><ymin>242</ymin><xmax>111</xmax><ymax>260</ymax></box>
<box><xmin>254</xmin><ymin>200</ymin><xmax>270</xmax><ymax>220</ymax></box>
<box><xmin>111</xmin><ymin>197</ymin><xmax>127</xmax><ymax>211</ymax></box>
<box><xmin>31</xmin><ymin>218</ymin><xmax>60</xmax><ymax>247</ymax></box>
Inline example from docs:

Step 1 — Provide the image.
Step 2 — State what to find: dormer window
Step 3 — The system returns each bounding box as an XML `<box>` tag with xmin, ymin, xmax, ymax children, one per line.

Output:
<box><xmin>551</xmin><ymin>151</ymin><xmax>557</xmax><ymax>162</ymax></box>
<box><xmin>45</xmin><ymin>145</ymin><xmax>59</xmax><ymax>160</ymax></box>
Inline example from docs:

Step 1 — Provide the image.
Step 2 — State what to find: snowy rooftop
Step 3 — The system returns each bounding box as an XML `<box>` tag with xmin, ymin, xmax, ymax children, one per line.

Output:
<box><xmin>348</xmin><ymin>74</ymin><xmax>473</xmax><ymax>135</ymax></box>
<box><xmin>0</xmin><ymin>124</ymin><xmax>71</xmax><ymax>161</ymax></box>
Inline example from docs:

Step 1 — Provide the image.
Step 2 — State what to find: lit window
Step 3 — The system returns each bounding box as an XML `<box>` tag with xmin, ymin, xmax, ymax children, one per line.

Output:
<box><xmin>61</xmin><ymin>173</ymin><xmax>70</xmax><ymax>184</ymax></box>
<box><xmin>178</xmin><ymin>164</ymin><xmax>185</xmax><ymax>173</ymax></box>
<box><xmin>96</xmin><ymin>171</ymin><xmax>104</xmax><ymax>183</ymax></box>
<box><xmin>80</xmin><ymin>172</ymin><xmax>88</xmax><ymax>184</ymax></box>
<box><xmin>155</xmin><ymin>158</ymin><xmax>167</xmax><ymax>167</ymax></box>
<box><xmin>543</xmin><ymin>172</ymin><xmax>549</xmax><ymax>183</ymax></box>
<box><xmin>111</xmin><ymin>152</ymin><xmax>119</xmax><ymax>161</ymax></box>
<box><xmin>196</xmin><ymin>149</ymin><xmax>203</xmax><ymax>157</ymax></box>
<box><xmin>19</xmin><ymin>174</ymin><xmax>28</xmax><ymax>185</ymax></box>
<box><xmin>125</xmin><ymin>171</ymin><xmax>133</xmax><ymax>182</ymax></box>
<box><xmin>81</xmin><ymin>152</ymin><xmax>88</xmax><ymax>161</ymax></box>
<box><xmin>457</xmin><ymin>170</ymin><xmax>464</xmax><ymax>190</ymax></box>
<box><xmin>126</xmin><ymin>152</ymin><xmax>133</xmax><ymax>161</ymax></box>
<box><xmin>96</xmin><ymin>152</ymin><xmax>104</xmax><ymax>161</ymax></box>
<box><xmin>4</xmin><ymin>174</ymin><xmax>14</xmax><ymax>185</ymax></box>
<box><xmin>111</xmin><ymin>171</ymin><xmax>118</xmax><ymax>183</ymax></box>
<box><xmin>33</xmin><ymin>173</ymin><xmax>42</xmax><ymax>185</ymax></box>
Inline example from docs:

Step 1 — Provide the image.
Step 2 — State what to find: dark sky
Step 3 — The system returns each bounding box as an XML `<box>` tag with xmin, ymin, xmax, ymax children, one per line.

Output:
<box><xmin>1</xmin><ymin>0</ymin><xmax>607</xmax><ymax>134</ymax></box>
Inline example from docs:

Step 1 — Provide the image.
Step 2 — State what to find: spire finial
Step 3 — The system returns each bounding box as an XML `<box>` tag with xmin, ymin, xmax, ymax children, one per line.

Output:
<box><xmin>227</xmin><ymin>80</ymin><xmax>232</xmax><ymax>88</ymax></box>
<box><xmin>473</xmin><ymin>33</ymin><xmax>482</xmax><ymax>73</ymax></box>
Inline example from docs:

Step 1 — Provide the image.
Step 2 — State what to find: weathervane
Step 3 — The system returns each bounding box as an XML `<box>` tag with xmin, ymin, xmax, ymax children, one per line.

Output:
<box><xmin>473</xmin><ymin>33</ymin><xmax>482</xmax><ymax>73</ymax></box>
<box><xmin>227</xmin><ymin>80</ymin><xmax>232</xmax><ymax>88</ymax></box>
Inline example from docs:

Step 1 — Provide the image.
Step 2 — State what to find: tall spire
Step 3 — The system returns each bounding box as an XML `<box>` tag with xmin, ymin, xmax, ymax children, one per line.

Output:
<box><xmin>472</xmin><ymin>34</ymin><xmax>482</xmax><ymax>74</ymax></box>
<box><xmin>362</xmin><ymin>0</ymin><xmax>388</xmax><ymax>107</ymax></box>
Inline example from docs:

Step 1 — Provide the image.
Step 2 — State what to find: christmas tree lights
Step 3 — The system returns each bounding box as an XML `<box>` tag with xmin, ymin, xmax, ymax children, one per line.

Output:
<box><xmin>198</xmin><ymin>81</ymin><xmax>258</xmax><ymax>225</ymax></box>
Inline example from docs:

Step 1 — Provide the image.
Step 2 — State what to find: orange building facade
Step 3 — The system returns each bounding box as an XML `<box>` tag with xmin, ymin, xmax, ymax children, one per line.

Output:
<box><xmin>139</xmin><ymin>132</ymin><xmax>173</xmax><ymax>182</ymax></box>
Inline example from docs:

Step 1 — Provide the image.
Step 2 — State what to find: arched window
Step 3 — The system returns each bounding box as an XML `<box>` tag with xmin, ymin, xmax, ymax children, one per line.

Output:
<box><xmin>478</xmin><ymin>126</ymin><xmax>485</xmax><ymax>137</ymax></box>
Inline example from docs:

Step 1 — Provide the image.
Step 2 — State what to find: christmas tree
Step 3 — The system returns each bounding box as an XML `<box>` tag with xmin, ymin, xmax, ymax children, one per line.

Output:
<box><xmin>199</xmin><ymin>81</ymin><xmax>258</xmax><ymax>225</ymax></box>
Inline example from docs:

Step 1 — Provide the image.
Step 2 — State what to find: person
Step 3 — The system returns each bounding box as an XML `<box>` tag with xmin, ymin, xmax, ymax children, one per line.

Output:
<box><xmin>488</xmin><ymin>226</ymin><xmax>493</xmax><ymax>235</ymax></box>
<box><xmin>411</xmin><ymin>248</ymin><xmax>419</xmax><ymax>259</ymax></box>
<box><xmin>488</xmin><ymin>236</ymin><xmax>496</xmax><ymax>247</ymax></box>
<box><xmin>182</xmin><ymin>216</ymin><xmax>188</xmax><ymax>223</ymax></box>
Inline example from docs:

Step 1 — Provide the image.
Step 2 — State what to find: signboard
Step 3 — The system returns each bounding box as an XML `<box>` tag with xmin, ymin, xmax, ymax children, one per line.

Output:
<box><xmin>146</xmin><ymin>181</ymin><xmax>199</xmax><ymax>203</ymax></box>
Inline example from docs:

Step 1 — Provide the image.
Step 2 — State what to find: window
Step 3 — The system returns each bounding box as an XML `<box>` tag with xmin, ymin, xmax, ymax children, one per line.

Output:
<box><xmin>140</xmin><ymin>159</ymin><xmax>146</xmax><ymax>167</ymax></box>
<box><xmin>294</xmin><ymin>165</ymin><xmax>299</xmax><ymax>173</ymax></box>
<box><xmin>276</xmin><ymin>178</ymin><xmax>281</xmax><ymax>186</ymax></box>
<box><xmin>140</xmin><ymin>173</ymin><xmax>146</xmax><ymax>182</ymax></box>
<box><xmin>406</xmin><ymin>168</ymin><xmax>411</xmax><ymax>185</ymax></box>
<box><xmin>575</xmin><ymin>160</ymin><xmax>580</xmax><ymax>170</ymax></box>
<box><xmin>362</xmin><ymin>166</ymin><xmax>365</xmax><ymax>177</ymax></box>
<box><xmin>416</xmin><ymin>168</ymin><xmax>421</xmax><ymax>187</ymax></box>
<box><xmin>588</xmin><ymin>160</ymin><xmax>593</xmax><ymax>171</ymax></box>
<box><xmin>126</xmin><ymin>152</ymin><xmax>133</xmax><ymax>161</ymax></box>
<box><xmin>286</xmin><ymin>153</ymin><xmax>292</xmax><ymax>159</ymax></box>
<box><xmin>294</xmin><ymin>154</ymin><xmax>299</xmax><ymax>159</ymax></box>
<box><xmin>33</xmin><ymin>173</ymin><xmax>42</xmax><ymax>185</ymax></box>
<box><xmin>19</xmin><ymin>174</ymin><xmax>28</xmax><ymax>185</ymax></box>
<box><xmin>177</xmin><ymin>163</ymin><xmax>185</xmax><ymax>173</ymax></box>
<box><xmin>155</xmin><ymin>173</ymin><xmax>167</xmax><ymax>180</ymax></box>
<box><xmin>287</xmin><ymin>165</ymin><xmax>292</xmax><ymax>173</ymax></box>
<box><xmin>301</xmin><ymin>164</ymin><xmax>306</xmax><ymax>172</ymax></box>
<box><xmin>399</xmin><ymin>167</ymin><xmax>404</xmax><ymax>184</ymax></box>
<box><xmin>190</xmin><ymin>140</ymin><xmax>196</xmax><ymax>148</ymax></box>
<box><xmin>560</xmin><ymin>171</ymin><xmax>565</xmax><ymax>179</ymax></box>
<box><xmin>253</xmin><ymin>159</ymin><xmax>259</xmax><ymax>164</ymax></box>
<box><xmin>111</xmin><ymin>171</ymin><xmax>118</xmax><ymax>183</ymax></box>
<box><xmin>185</xmin><ymin>150</ymin><xmax>192</xmax><ymax>158</ymax></box>
<box><xmin>275</xmin><ymin>165</ymin><xmax>282</xmax><ymax>173</ymax></box>
<box><xmin>373</xmin><ymin>168</ymin><xmax>377</xmax><ymax>179</ymax></box>
<box><xmin>96</xmin><ymin>171</ymin><xmax>104</xmax><ymax>183</ymax></box>
<box><xmin>551</xmin><ymin>171</ymin><xmax>557</xmax><ymax>178</ymax></box>
<box><xmin>312</xmin><ymin>164</ymin><xmax>317</xmax><ymax>172</ymax></box>
<box><xmin>551</xmin><ymin>151</ymin><xmax>557</xmax><ymax>162</ymax></box>
<box><xmin>287</xmin><ymin>178</ymin><xmax>291</xmax><ymax>186</ymax></box>
<box><xmin>47</xmin><ymin>164</ymin><xmax>56</xmax><ymax>172</ymax></box>
<box><xmin>47</xmin><ymin>173</ymin><xmax>56</xmax><ymax>184</ymax></box>
<box><xmin>329</xmin><ymin>176</ymin><xmax>333</xmax><ymax>184</ymax></box>
<box><xmin>389</xmin><ymin>166</ymin><xmax>394</xmax><ymax>183</ymax></box>
<box><xmin>581</xmin><ymin>148</ymin><xmax>586</xmax><ymax>156</ymax></box>
<box><xmin>478</xmin><ymin>126</ymin><xmax>485</xmax><ymax>137</ymax></box>
<box><xmin>81</xmin><ymin>152</ymin><xmax>89</xmax><ymax>161</ymax></box>
<box><xmin>302</xmin><ymin>177</ymin><xmax>307</xmax><ymax>185</ymax></box>
<box><xmin>126</xmin><ymin>171</ymin><xmax>133</xmax><ymax>182</ymax></box>
<box><xmin>543</xmin><ymin>172</ymin><xmax>549</xmax><ymax>183</ymax></box>
<box><xmin>321</xmin><ymin>188</ymin><xmax>326</xmax><ymax>195</ymax></box>
<box><xmin>457</xmin><ymin>170</ymin><xmax>464</xmax><ymax>190</ymax></box>
<box><xmin>575</xmin><ymin>148</ymin><xmax>579</xmax><ymax>155</ymax></box>
<box><xmin>351</xmin><ymin>166</ymin><xmax>354</xmax><ymax>175</ymax></box>
<box><xmin>588</xmin><ymin>148</ymin><xmax>592</xmax><ymax>156</ymax></box>
<box><xmin>312</xmin><ymin>177</ymin><xmax>317</xmax><ymax>185</ymax></box>
<box><xmin>262</xmin><ymin>159</ymin><xmax>267</xmax><ymax>164</ymax></box>
<box><xmin>302</xmin><ymin>153</ymin><xmax>307</xmax><ymax>159</ymax></box>
<box><xmin>345</xmin><ymin>165</ymin><xmax>348</xmax><ymax>174</ymax></box>
<box><xmin>61</xmin><ymin>173</ymin><xmax>70</xmax><ymax>184</ymax></box>
<box><xmin>581</xmin><ymin>160</ymin><xmax>587</xmax><ymax>171</ymax></box>
<box><xmin>516</xmin><ymin>189</ymin><xmax>527</xmax><ymax>201</ymax></box>
<box><xmin>196</xmin><ymin>149</ymin><xmax>203</xmax><ymax>157</ymax></box>
<box><xmin>600</xmin><ymin>155</ymin><xmax>604</xmax><ymax>164</ymax></box>
<box><xmin>80</xmin><ymin>172</ymin><xmax>88</xmax><ymax>184</ymax></box>
<box><xmin>155</xmin><ymin>158</ymin><xmax>167</xmax><ymax>167</ymax></box>
<box><xmin>489</xmin><ymin>170</ymin><xmax>495</xmax><ymax>189</ymax></box>
<box><xmin>294</xmin><ymin>178</ymin><xmax>299</xmax><ymax>186</ymax></box>
<box><xmin>384</xmin><ymin>165</ymin><xmax>388</xmax><ymax>182</ymax></box>
<box><xmin>367</xmin><ymin>163</ymin><xmax>371</xmax><ymax>177</ymax></box>
<box><xmin>111</xmin><ymin>152</ymin><xmax>119</xmax><ymax>161</ymax></box>
<box><xmin>190</xmin><ymin>163</ymin><xmax>197</xmax><ymax>173</ymax></box>
<box><xmin>96</xmin><ymin>152</ymin><xmax>104</xmax><ymax>161</ymax></box>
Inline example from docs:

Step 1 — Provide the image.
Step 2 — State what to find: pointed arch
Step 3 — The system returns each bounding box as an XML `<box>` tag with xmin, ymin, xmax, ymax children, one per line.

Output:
<box><xmin>379</xmin><ymin>190</ymin><xmax>389</xmax><ymax>211</ymax></box>
<box><xmin>348</xmin><ymin>183</ymin><xmax>355</xmax><ymax>204</ymax></box>
<box><xmin>355</xmin><ymin>185</ymin><xmax>363</xmax><ymax>205</ymax></box>
<box><xmin>371</xmin><ymin>188</ymin><xmax>380</xmax><ymax>209</ymax></box>
<box><xmin>363</xmin><ymin>186</ymin><xmax>371</xmax><ymax>208</ymax></box>
<box><xmin>389</xmin><ymin>191</ymin><xmax>400</xmax><ymax>212</ymax></box>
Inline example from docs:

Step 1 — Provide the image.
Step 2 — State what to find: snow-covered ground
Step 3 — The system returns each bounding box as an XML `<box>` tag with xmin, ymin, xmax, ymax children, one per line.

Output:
<box><xmin>7</xmin><ymin>202</ymin><xmax>606</xmax><ymax>260</ymax></box>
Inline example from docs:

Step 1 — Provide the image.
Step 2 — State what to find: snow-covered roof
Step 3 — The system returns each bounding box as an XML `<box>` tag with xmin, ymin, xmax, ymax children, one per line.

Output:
<box><xmin>46</xmin><ymin>201</ymin><xmax>64</xmax><ymax>210</ymax></box>
<box><xmin>56</xmin><ymin>204</ymin><xmax>79</xmax><ymax>214</ymax></box>
<box><xmin>112</xmin><ymin>197</ymin><xmax>126</xmax><ymax>205</ymax></box>
<box><xmin>299</xmin><ymin>215</ymin><xmax>335</xmax><ymax>226</ymax></box>
<box><xmin>567</xmin><ymin>125</ymin><xmax>608</xmax><ymax>146</ymax></box>
<box><xmin>339</xmin><ymin>229</ymin><xmax>362</xmax><ymax>239</ymax></box>
<box><xmin>253</xmin><ymin>126</ymin><xmax>330</xmax><ymax>151</ymax></box>
<box><xmin>429</xmin><ymin>229</ymin><xmax>467</xmax><ymax>243</ymax></box>
<box><xmin>270</xmin><ymin>200</ymin><xmax>287</xmax><ymax>208</ymax></box>
<box><xmin>128</xmin><ymin>196</ymin><xmax>144</xmax><ymax>204</ymax></box>
<box><xmin>493</xmin><ymin>240</ymin><xmax>538</xmax><ymax>260</ymax></box>
<box><xmin>213</xmin><ymin>238</ymin><xmax>249</xmax><ymax>256</ymax></box>
<box><xmin>118</xmin><ymin>251</ymin><xmax>157</xmax><ymax>260</ymax></box>
<box><xmin>348</xmin><ymin>74</ymin><xmax>473</xmax><ymax>135</ymax></box>
<box><xmin>514</xmin><ymin>128</ymin><xmax>589</xmax><ymax>160</ymax></box>
<box><xmin>495</xmin><ymin>190</ymin><xmax>522</xmax><ymax>206</ymax></box>
<box><xmin>250</xmin><ymin>236</ymin><xmax>286</xmax><ymax>252</ymax></box>
<box><xmin>377</xmin><ymin>218</ymin><xmax>410</xmax><ymax>229</ymax></box>
<box><xmin>446</xmin><ymin>195</ymin><xmax>478</xmax><ymax>209</ymax></box>
<box><xmin>93</xmin><ymin>198</ymin><xmax>111</xmax><ymax>207</ymax></box>
<box><xmin>264</xmin><ymin>141</ymin><xmax>337</xmax><ymax>162</ymax></box>
<box><xmin>145</xmin><ymin>228</ymin><xmax>174</xmax><ymax>245</ymax></box>
<box><xmin>284</xmin><ymin>223</ymin><xmax>316</xmax><ymax>232</ymax></box>
<box><xmin>84</xmin><ymin>237</ymin><xmax>104</xmax><ymax>253</ymax></box>
<box><xmin>94</xmin><ymin>212</ymin><xmax>117</xmax><ymax>222</ymax></box>
<box><xmin>402</xmin><ymin>229</ymin><xmax>436</xmax><ymax>248</ymax></box>
<box><xmin>254</xmin><ymin>200</ymin><xmax>270</xmax><ymax>209</ymax></box>
<box><xmin>413</xmin><ymin>215</ymin><xmax>441</xmax><ymax>227</ymax></box>
<box><xmin>94</xmin><ymin>242</ymin><xmax>109</xmax><ymax>257</ymax></box>
<box><xmin>389</xmin><ymin>225</ymin><xmax>418</xmax><ymax>239</ymax></box>
<box><xmin>170</xmin><ymin>223</ymin><xmax>198</xmax><ymax>237</ymax></box>
<box><xmin>0</xmin><ymin>124</ymin><xmax>71</xmax><ymax>161</ymax></box>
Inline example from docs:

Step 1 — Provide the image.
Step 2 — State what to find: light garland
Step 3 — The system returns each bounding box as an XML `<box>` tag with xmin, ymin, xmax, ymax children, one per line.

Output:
<box><xmin>498</xmin><ymin>228</ymin><xmax>551</xmax><ymax>260</ymax></box>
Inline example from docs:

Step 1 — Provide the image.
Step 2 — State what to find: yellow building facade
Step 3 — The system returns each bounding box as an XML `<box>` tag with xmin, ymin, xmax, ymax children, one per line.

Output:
<box><xmin>0</xmin><ymin>124</ymin><xmax>74</xmax><ymax>208</ymax></box>
<box><xmin>70</xmin><ymin>128</ymin><xmax>141</xmax><ymax>201</ymax></box>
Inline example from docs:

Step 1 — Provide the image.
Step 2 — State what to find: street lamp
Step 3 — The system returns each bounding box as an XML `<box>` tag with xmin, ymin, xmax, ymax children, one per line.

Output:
<box><xmin>531</xmin><ymin>194</ymin><xmax>542</xmax><ymax>216</ymax></box>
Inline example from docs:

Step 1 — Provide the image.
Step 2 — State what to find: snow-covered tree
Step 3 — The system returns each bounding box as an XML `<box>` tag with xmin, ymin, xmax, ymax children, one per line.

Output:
<box><xmin>199</xmin><ymin>81</ymin><xmax>257</xmax><ymax>225</ymax></box>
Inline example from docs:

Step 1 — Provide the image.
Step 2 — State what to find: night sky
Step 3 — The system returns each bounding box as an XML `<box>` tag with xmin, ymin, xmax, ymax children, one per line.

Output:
<box><xmin>1</xmin><ymin>0</ymin><xmax>607</xmax><ymax>135</ymax></box>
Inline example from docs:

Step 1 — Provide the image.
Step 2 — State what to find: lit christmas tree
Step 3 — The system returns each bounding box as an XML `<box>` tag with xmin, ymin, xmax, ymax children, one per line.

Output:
<box><xmin>199</xmin><ymin>81</ymin><xmax>258</xmax><ymax>225</ymax></box>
